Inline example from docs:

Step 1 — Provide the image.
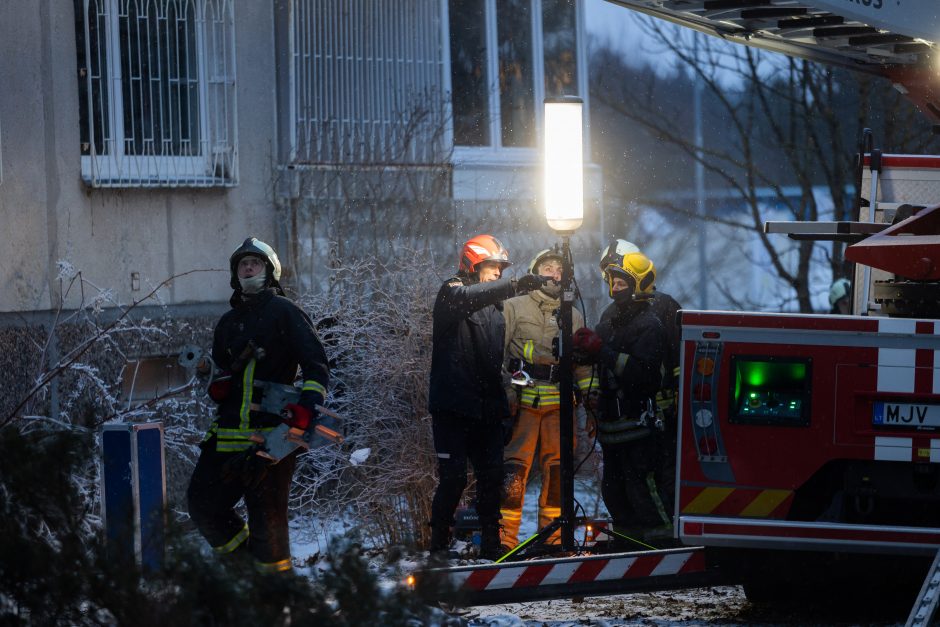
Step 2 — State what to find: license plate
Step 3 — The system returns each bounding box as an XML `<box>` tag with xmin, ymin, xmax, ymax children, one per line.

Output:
<box><xmin>873</xmin><ymin>402</ymin><xmax>940</xmax><ymax>429</ymax></box>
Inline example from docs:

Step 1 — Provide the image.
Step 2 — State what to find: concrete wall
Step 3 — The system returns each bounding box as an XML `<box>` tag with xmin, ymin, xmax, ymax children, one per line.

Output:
<box><xmin>0</xmin><ymin>1</ymin><xmax>605</xmax><ymax>319</ymax></box>
<box><xmin>0</xmin><ymin>2</ymin><xmax>281</xmax><ymax>314</ymax></box>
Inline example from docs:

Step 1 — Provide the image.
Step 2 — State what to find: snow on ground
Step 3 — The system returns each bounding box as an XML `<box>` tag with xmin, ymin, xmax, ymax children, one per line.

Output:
<box><xmin>465</xmin><ymin>586</ymin><xmax>751</xmax><ymax>626</ymax></box>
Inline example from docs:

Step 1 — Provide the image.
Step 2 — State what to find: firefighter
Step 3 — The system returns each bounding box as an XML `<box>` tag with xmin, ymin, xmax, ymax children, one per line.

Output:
<box><xmin>599</xmin><ymin>240</ymin><xmax>682</xmax><ymax>523</ymax></box>
<box><xmin>428</xmin><ymin>234</ymin><xmax>543</xmax><ymax>560</ymax></box>
<box><xmin>829</xmin><ymin>277</ymin><xmax>852</xmax><ymax>314</ymax></box>
<box><xmin>187</xmin><ymin>237</ymin><xmax>329</xmax><ymax>573</ymax></box>
<box><xmin>499</xmin><ymin>249</ymin><xmax>596</xmax><ymax>552</ymax></box>
<box><xmin>572</xmin><ymin>248</ymin><xmax>666</xmax><ymax>546</ymax></box>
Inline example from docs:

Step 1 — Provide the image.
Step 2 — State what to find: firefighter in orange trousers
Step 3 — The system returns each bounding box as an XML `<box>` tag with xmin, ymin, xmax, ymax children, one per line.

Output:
<box><xmin>499</xmin><ymin>249</ymin><xmax>597</xmax><ymax>553</ymax></box>
<box><xmin>600</xmin><ymin>240</ymin><xmax>683</xmax><ymax>526</ymax></box>
<box><xmin>572</xmin><ymin>247</ymin><xmax>666</xmax><ymax>546</ymax></box>
<box><xmin>428</xmin><ymin>235</ymin><xmax>545</xmax><ymax>560</ymax></box>
<box><xmin>187</xmin><ymin>237</ymin><xmax>329</xmax><ymax>573</ymax></box>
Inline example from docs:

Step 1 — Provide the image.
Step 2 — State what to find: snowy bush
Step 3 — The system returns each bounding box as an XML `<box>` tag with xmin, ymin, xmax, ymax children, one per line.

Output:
<box><xmin>0</xmin><ymin>262</ymin><xmax>459</xmax><ymax>623</ymax></box>
<box><xmin>293</xmin><ymin>254</ymin><xmax>441</xmax><ymax>549</ymax></box>
<box><xmin>2</xmin><ymin>265</ymin><xmax>216</xmax><ymax>530</ymax></box>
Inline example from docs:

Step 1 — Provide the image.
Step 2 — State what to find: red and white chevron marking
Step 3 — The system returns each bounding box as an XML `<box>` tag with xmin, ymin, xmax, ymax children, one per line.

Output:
<box><xmin>449</xmin><ymin>549</ymin><xmax>706</xmax><ymax>592</ymax></box>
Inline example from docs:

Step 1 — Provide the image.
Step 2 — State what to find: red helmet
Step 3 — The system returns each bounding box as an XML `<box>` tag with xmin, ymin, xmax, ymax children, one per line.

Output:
<box><xmin>458</xmin><ymin>234</ymin><xmax>511</xmax><ymax>274</ymax></box>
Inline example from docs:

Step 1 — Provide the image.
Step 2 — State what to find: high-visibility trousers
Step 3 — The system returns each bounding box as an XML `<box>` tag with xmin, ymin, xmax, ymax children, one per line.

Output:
<box><xmin>500</xmin><ymin>404</ymin><xmax>575</xmax><ymax>548</ymax></box>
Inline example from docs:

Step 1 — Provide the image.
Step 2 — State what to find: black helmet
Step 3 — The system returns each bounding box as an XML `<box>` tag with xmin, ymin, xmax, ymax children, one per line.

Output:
<box><xmin>229</xmin><ymin>237</ymin><xmax>282</xmax><ymax>290</ymax></box>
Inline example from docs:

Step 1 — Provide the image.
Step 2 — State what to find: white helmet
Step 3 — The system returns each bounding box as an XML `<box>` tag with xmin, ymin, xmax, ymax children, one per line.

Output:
<box><xmin>829</xmin><ymin>278</ymin><xmax>851</xmax><ymax>307</ymax></box>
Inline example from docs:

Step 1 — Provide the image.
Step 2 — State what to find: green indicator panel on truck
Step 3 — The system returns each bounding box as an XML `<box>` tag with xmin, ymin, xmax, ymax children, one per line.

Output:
<box><xmin>730</xmin><ymin>357</ymin><xmax>811</xmax><ymax>427</ymax></box>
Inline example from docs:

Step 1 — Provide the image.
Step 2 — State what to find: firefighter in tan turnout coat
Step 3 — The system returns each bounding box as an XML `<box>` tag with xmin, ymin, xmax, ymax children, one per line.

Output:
<box><xmin>500</xmin><ymin>249</ymin><xmax>596</xmax><ymax>550</ymax></box>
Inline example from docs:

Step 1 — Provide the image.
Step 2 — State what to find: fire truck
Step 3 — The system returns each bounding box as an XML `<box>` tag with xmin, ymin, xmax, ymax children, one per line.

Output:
<box><xmin>417</xmin><ymin>1</ymin><xmax>940</xmax><ymax>619</ymax></box>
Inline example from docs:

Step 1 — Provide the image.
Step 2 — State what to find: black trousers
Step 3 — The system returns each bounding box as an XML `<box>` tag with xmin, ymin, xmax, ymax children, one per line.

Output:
<box><xmin>429</xmin><ymin>411</ymin><xmax>504</xmax><ymax>529</ymax></box>
<box><xmin>600</xmin><ymin>437</ymin><xmax>666</xmax><ymax>531</ymax></box>
<box><xmin>653</xmin><ymin>414</ymin><xmax>677</xmax><ymax>519</ymax></box>
<box><xmin>187</xmin><ymin>441</ymin><xmax>296</xmax><ymax>566</ymax></box>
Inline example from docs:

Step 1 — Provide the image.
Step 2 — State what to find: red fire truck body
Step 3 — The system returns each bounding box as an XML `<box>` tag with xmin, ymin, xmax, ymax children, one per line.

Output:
<box><xmin>677</xmin><ymin>310</ymin><xmax>940</xmax><ymax>559</ymax></box>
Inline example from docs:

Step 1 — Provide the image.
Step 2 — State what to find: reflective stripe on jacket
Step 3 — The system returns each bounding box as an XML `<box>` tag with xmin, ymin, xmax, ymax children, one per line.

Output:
<box><xmin>209</xmin><ymin>288</ymin><xmax>329</xmax><ymax>451</ymax></box>
<box><xmin>503</xmin><ymin>289</ymin><xmax>596</xmax><ymax>409</ymax></box>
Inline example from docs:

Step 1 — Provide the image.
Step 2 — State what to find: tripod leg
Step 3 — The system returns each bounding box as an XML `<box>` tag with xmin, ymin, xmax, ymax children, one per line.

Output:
<box><xmin>496</xmin><ymin>519</ymin><xmax>564</xmax><ymax>563</ymax></box>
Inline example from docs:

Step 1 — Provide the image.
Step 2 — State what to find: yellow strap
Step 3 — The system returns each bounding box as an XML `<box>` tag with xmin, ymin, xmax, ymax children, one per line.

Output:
<box><xmin>576</xmin><ymin>377</ymin><xmax>597</xmax><ymax>392</ymax></box>
<box><xmin>302</xmin><ymin>380</ymin><xmax>326</xmax><ymax>396</ymax></box>
<box><xmin>523</xmin><ymin>340</ymin><xmax>535</xmax><ymax>363</ymax></box>
<box><xmin>499</xmin><ymin>509</ymin><xmax>523</xmax><ymax>521</ymax></box>
<box><xmin>239</xmin><ymin>359</ymin><xmax>257</xmax><ymax>429</ymax></box>
<box><xmin>214</xmin><ymin>426</ymin><xmax>275</xmax><ymax>452</ymax></box>
<box><xmin>201</xmin><ymin>422</ymin><xmax>218</xmax><ymax>442</ymax></box>
<box><xmin>256</xmin><ymin>558</ymin><xmax>293</xmax><ymax>573</ymax></box>
<box><xmin>216</xmin><ymin>426</ymin><xmax>276</xmax><ymax>437</ymax></box>
<box><xmin>213</xmin><ymin>524</ymin><xmax>249</xmax><ymax>554</ymax></box>
<box><xmin>216</xmin><ymin>441</ymin><xmax>255</xmax><ymax>452</ymax></box>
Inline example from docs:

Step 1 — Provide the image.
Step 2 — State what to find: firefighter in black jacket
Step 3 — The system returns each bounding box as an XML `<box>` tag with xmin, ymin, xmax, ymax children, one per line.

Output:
<box><xmin>599</xmin><ymin>240</ymin><xmax>682</xmax><ymax>522</ymax></box>
<box><xmin>187</xmin><ymin>237</ymin><xmax>329</xmax><ymax>573</ymax></box>
<box><xmin>573</xmin><ymin>248</ymin><xmax>666</xmax><ymax>544</ymax></box>
<box><xmin>428</xmin><ymin>234</ymin><xmax>542</xmax><ymax>559</ymax></box>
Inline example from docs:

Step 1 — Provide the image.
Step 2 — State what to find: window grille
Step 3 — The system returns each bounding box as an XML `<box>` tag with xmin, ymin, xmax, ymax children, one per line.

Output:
<box><xmin>290</xmin><ymin>0</ymin><xmax>448</xmax><ymax>165</ymax></box>
<box><xmin>76</xmin><ymin>0</ymin><xmax>238</xmax><ymax>187</ymax></box>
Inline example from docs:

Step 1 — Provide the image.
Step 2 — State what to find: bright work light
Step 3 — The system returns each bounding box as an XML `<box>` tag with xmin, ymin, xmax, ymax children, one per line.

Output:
<box><xmin>532</xmin><ymin>96</ymin><xmax>585</xmax><ymax>553</ymax></box>
<box><xmin>543</xmin><ymin>97</ymin><xmax>584</xmax><ymax>233</ymax></box>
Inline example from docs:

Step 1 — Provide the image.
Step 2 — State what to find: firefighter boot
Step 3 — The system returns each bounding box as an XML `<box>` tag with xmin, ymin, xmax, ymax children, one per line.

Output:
<box><xmin>479</xmin><ymin>523</ymin><xmax>504</xmax><ymax>561</ymax></box>
<box><xmin>429</xmin><ymin>524</ymin><xmax>453</xmax><ymax>560</ymax></box>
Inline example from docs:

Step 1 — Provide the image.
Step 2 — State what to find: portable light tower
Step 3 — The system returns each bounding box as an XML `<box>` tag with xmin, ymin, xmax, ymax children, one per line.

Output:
<box><xmin>543</xmin><ymin>96</ymin><xmax>584</xmax><ymax>551</ymax></box>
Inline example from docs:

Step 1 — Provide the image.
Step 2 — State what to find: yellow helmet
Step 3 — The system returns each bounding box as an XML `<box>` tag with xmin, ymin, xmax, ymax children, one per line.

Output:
<box><xmin>603</xmin><ymin>251</ymin><xmax>656</xmax><ymax>298</ymax></box>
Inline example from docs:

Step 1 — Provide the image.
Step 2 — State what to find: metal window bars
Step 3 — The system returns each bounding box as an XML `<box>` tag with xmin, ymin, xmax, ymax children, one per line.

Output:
<box><xmin>290</xmin><ymin>0</ymin><xmax>448</xmax><ymax>165</ymax></box>
<box><xmin>79</xmin><ymin>0</ymin><xmax>237</xmax><ymax>187</ymax></box>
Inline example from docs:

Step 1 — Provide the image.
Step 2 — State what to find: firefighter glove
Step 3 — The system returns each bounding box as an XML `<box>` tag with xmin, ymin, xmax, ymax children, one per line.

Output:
<box><xmin>573</xmin><ymin>327</ymin><xmax>603</xmax><ymax>355</ymax></box>
<box><xmin>282</xmin><ymin>403</ymin><xmax>316</xmax><ymax>430</ymax></box>
<box><xmin>513</xmin><ymin>274</ymin><xmax>546</xmax><ymax>294</ymax></box>
<box><xmin>207</xmin><ymin>375</ymin><xmax>232</xmax><ymax>403</ymax></box>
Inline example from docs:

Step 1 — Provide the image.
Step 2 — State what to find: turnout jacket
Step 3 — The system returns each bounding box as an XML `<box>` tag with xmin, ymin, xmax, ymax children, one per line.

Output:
<box><xmin>209</xmin><ymin>288</ymin><xmax>329</xmax><ymax>452</ymax></box>
<box><xmin>429</xmin><ymin>274</ymin><xmax>516</xmax><ymax>420</ymax></box>
<box><xmin>648</xmin><ymin>290</ymin><xmax>682</xmax><ymax>391</ymax></box>
<box><xmin>503</xmin><ymin>289</ymin><xmax>596</xmax><ymax>408</ymax></box>
<box><xmin>594</xmin><ymin>298</ymin><xmax>666</xmax><ymax>441</ymax></box>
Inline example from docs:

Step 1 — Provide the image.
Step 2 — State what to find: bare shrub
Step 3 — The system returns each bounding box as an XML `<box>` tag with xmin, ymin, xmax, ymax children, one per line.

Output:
<box><xmin>292</xmin><ymin>253</ymin><xmax>441</xmax><ymax>548</ymax></box>
<box><xmin>3</xmin><ymin>262</ymin><xmax>218</xmax><ymax>527</ymax></box>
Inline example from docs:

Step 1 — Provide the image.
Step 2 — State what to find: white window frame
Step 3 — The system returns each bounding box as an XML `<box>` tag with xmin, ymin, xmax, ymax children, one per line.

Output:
<box><xmin>78</xmin><ymin>0</ymin><xmax>238</xmax><ymax>187</ymax></box>
<box><xmin>446</xmin><ymin>0</ymin><xmax>588</xmax><ymax>165</ymax></box>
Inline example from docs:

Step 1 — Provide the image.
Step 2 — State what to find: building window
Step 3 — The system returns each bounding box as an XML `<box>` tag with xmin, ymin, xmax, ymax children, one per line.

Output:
<box><xmin>286</xmin><ymin>0</ymin><xmax>447</xmax><ymax>165</ymax></box>
<box><xmin>75</xmin><ymin>0</ymin><xmax>238</xmax><ymax>187</ymax></box>
<box><xmin>448</xmin><ymin>0</ymin><xmax>580</xmax><ymax>151</ymax></box>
